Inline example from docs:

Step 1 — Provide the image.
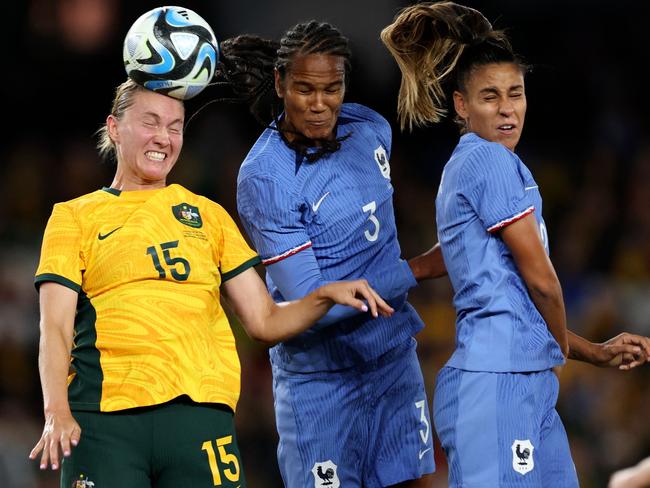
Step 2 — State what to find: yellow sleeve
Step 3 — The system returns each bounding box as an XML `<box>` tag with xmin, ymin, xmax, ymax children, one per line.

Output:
<box><xmin>35</xmin><ymin>202</ymin><xmax>84</xmax><ymax>292</ymax></box>
<box><xmin>214</xmin><ymin>205</ymin><xmax>261</xmax><ymax>282</ymax></box>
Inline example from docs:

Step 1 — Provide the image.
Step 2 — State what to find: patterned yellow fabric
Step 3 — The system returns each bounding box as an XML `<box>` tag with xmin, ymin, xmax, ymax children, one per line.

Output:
<box><xmin>35</xmin><ymin>184</ymin><xmax>260</xmax><ymax>412</ymax></box>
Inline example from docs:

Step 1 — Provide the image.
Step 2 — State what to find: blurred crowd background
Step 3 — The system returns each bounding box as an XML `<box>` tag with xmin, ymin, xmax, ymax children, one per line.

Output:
<box><xmin>2</xmin><ymin>0</ymin><xmax>649</xmax><ymax>486</ymax></box>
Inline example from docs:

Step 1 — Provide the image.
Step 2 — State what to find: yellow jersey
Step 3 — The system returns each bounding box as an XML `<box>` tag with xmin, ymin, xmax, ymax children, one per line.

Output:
<box><xmin>35</xmin><ymin>184</ymin><xmax>260</xmax><ymax>412</ymax></box>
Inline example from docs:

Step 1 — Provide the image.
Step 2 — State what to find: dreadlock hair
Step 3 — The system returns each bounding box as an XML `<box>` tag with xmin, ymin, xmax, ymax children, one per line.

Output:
<box><xmin>380</xmin><ymin>1</ymin><xmax>528</xmax><ymax>132</ymax></box>
<box><xmin>215</xmin><ymin>21</ymin><xmax>352</xmax><ymax>162</ymax></box>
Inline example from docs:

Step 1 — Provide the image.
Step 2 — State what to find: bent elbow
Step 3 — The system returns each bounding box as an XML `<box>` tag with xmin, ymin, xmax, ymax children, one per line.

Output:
<box><xmin>245</xmin><ymin>325</ymin><xmax>278</xmax><ymax>346</ymax></box>
<box><xmin>528</xmin><ymin>280</ymin><xmax>563</xmax><ymax>303</ymax></box>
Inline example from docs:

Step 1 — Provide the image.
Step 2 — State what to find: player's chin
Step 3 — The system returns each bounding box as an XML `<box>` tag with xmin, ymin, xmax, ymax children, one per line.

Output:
<box><xmin>141</xmin><ymin>160</ymin><xmax>176</xmax><ymax>179</ymax></box>
<box><xmin>303</xmin><ymin>125</ymin><xmax>335</xmax><ymax>141</ymax></box>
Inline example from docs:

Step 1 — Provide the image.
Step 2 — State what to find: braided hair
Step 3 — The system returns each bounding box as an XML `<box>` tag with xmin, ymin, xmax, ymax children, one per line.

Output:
<box><xmin>215</xmin><ymin>21</ymin><xmax>352</xmax><ymax>162</ymax></box>
<box><xmin>380</xmin><ymin>1</ymin><xmax>528</xmax><ymax>131</ymax></box>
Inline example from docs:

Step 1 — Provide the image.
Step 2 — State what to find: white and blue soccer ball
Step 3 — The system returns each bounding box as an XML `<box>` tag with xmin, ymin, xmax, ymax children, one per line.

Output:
<box><xmin>123</xmin><ymin>6</ymin><xmax>218</xmax><ymax>100</ymax></box>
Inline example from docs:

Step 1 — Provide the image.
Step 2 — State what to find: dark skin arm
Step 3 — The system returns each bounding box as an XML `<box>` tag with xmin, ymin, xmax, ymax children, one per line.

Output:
<box><xmin>408</xmin><ymin>243</ymin><xmax>447</xmax><ymax>281</ymax></box>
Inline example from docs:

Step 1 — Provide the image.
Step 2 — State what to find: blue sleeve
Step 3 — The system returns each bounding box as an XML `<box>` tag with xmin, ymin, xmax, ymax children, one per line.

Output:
<box><xmin>237</xmin><ymin>174</ymin><xmax>311</xmax><ymax>262</ymax></box>
<box><xmin>461</xmin><ymin>144</ymin><xmax>535</xmax><ymax>232</ymax></box>
<box><xmin>267</xmin><ymin>248</ymin><xmax>416</xmax><ymax>328</ymax></box>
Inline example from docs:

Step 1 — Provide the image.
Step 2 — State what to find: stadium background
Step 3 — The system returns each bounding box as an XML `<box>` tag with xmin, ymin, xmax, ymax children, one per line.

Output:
<box><xmin>2</xmin><ymin>0</ymin><xmax>649</xmax><ymax>486</ymax></box>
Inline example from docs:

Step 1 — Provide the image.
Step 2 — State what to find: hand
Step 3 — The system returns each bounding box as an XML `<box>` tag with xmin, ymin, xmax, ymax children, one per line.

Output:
<box><xmin>318</xmin><ymin>279</ymin><xmax>394</xmax><ymax>318</ymax></box>
<box><xmin>608</xmin><ymin>457</ymin><xmax>650</xmax><ymax>488</ymax></box>
<box><xmin>29</xmin><ymin>410</ymin><xmax>81</xmax><ymax>470</ymax></box>
<box><xmin>590</xmin><ymin>332</ymin><xmax>650</xmax><ymax>370</ymax></box>
<box><xmin>408</xmin><ymin>243</ymin><xmax>447</xmax><ymax>281</ymax></box>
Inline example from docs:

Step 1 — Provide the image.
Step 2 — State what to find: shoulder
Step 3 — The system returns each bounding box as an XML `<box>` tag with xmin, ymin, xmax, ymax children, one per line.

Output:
<box><xmin>239</xmin><ymin>128</ymin><xmax>289</xmax><ymax>181</ymax></box>
<box><xmin>51</xmin><ymin>189</ymin><xmax>114</xmax><ymax>218</ymax></box>
<box><xmin>340</xmin><ymin>103</ymin><xmax>391</xmax><ymax>133</ymax></box>
<box><xmin>456</xmin><ymin>134</ymin><xmax>519</xmax><ymax>174</ymax></box>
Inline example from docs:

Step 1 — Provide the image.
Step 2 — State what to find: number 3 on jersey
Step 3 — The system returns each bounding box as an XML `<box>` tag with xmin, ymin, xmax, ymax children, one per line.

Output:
<box><xmin>362</xmin><ymin>201</ymin><xmax>380</xmax><ymax>242</ymax></box>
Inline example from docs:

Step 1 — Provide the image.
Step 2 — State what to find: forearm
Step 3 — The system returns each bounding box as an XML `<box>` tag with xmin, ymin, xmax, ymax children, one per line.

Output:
<box><xmin>259</xmin><ymin>289</ymin><xmax>335</xmax><ymax>344</ymax></box>
<box><xmin>566</xmin><ymin>330</ymin><xmax>596</xmax><ymax>362</ymax></box>
<box><xmin>269</xmin><ymin>252</ymin><xmax>413</xmax><ymax>328</ymax></box>
<box><xmin>408</xmin><ymin>242</ymin><xmax>447</xmax><ymax>281</ymax></box>
<box><xmin>39</xmin><ymin>325</ymin><xmax>73</xmax><ymax>415</ymax></box>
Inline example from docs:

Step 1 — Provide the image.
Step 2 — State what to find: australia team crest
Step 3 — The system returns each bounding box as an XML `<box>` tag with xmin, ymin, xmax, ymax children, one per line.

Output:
<box><xmin>511</xmin><ymin>439</ymin><xmax>535</xmax><ymax>475</ymax></box>
<box><xmin>71</xmin><ymin>474</ymin><xmax>95</xmax><ymax>487</ymax></box>
<box><xmin>172</xmin><ymin>203</ymin><xmax>203</xmax><ymax>228</ymax></box>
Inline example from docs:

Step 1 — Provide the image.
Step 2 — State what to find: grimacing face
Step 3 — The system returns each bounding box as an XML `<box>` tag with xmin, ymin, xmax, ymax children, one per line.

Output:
<box><xmin>275</xmin><ymin>53</ymin><xmax>346</xmax><ymax>143</ymax></box>
<box><xmin>108</xmin><ymin>89</ymin><xmax>184</xmax><ymax>188</ymax></box>
<box><xmin>453</xmin><ymin>62</ymin><xmax>526</xmax><ymax>152</ymax></box>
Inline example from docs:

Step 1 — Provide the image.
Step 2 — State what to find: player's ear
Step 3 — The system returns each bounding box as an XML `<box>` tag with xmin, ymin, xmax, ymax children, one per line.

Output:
<box><xmin>453</xmin><ymin>90</ymin><xmax>468</xmax><ymax>120</ymax></box>
<box><xmin>274</xmin><ymin>68</ymin><xmax>284</xmax><ymax>99</ymax></box>
<box><xmin>106</xmin><ymin>115</ymin><xmax>120</xmax><ymax>143</ymax></box>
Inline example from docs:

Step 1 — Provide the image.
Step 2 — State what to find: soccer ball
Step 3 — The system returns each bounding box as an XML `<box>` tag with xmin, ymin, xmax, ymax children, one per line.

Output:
<box><xmin>123</xmin><ymin>6</ymin><xmax>218</xmax><ymax>100</ymax></box>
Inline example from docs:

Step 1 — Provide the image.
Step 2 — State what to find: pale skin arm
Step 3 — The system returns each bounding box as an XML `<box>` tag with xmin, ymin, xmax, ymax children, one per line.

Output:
<box><xmin>28</xmin><ymin>282</ymin><xmax>81</xmax><ymax>470</ymax></box>
<box><xmin>501</xmin><ymin>214</ymin><xmax>649</xmax><ymax>369</ymax></box>
<box><xmin>609</xmin><ymin>456</ymin><xmax>650</xmax><ymax>488</ymax></box>
<box><xmin>408</xmin><ymin>242</ymin><xmax>447</xmax><ymax>281</ymax></box>
<box><xmin>221</xmin><ymin>267</ymin><xmax>394</xmax><ymax>345</ymax></box>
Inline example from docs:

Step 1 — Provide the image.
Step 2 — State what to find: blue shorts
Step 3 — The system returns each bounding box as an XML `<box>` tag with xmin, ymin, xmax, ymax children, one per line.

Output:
<box><xmin>272</xmin><ymin>338</ymin><xmax>435</xmax><ymax>487</ymax></box>
<box><xmin>433</xmin><ymin>367</ymin><xmax>579</xmax><ymax>487</ymax></box>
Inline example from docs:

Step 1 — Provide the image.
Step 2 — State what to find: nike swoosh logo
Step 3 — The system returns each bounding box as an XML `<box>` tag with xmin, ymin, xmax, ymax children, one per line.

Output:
<box><xmin>98</xmin><ymin>226</ymin><xmax>123</xmax><ymax>240</ymax></box>
<box><xmin>524</xmin><ymin>185</ymin><xmax>538</xmax><ymax>191</ymax></box>
<box><xmin>312</xmin><ymin>192</ymin><xmax>330</xmax><ymax>212</ymax></box>
<box><xmin>418</xmin><ymin>447</ymin><xmax>432</xmax><ymax>460</ymax></box>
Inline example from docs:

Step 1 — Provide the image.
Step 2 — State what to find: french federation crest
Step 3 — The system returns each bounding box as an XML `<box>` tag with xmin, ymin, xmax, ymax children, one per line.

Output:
<box><xmin>374</xmin><ymin>145</ymin><xmax>391</xmax><ymax>180</ymax></box>
<box><xmin>511</xmin><ymin>439</ymin><xmax>535</xmax><ymax>475</ymax></box>
<box><xmin>172</xmin><ymin>203</ymin><xmax>203</xmax><ymax>228</ymax></box>
<box><xmin>311</xmin><ymin>460</ymin><xmax>340</xmax><ymax>488</ymax></box>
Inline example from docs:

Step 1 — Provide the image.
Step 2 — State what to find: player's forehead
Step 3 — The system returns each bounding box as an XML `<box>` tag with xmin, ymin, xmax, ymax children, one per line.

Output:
<box><xmin>466</xmin><ymin>62</ymin><xmax>525</xmax><ymax>93</ymax></box>
<box><xmin>128</xmin><ymin>89</ymin><xmax>185</xmax><ymax>122</ymax></box>
<box><xmin>286</xmin><ymin>53</ymin><xmax>345</xmax><ymax>85</ymax></box>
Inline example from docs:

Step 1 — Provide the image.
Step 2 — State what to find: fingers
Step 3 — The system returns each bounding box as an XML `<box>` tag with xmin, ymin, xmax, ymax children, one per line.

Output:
<box><xmin>28</xmin><ymin>438</ymin><xmax>45</xmax><ymax>467</ymax></box>
<box><xmin>616</xmin><ymin>333</ymin><xmax>650</xmax><ymax>360</ymax></box>
<box><xmin>29</xmin><ymin>421</ymin><xmax>81</xmax><ymax>470</ymax></box>
<box><xmin>350</xmin><ymin>281</ymin><xmax>378</xmax><ymax>317</ymax></box>
<box><xmin>48</xmin><ymin>434</ymin><xmax>61</xmax><ymax>470</ymax></box>
<box><xmin>371</xmin><ymin>289</ymin><xmax>394</xmax><ymax>317</ymax></box>
<box><xmin>353</xmin><ymin>280</ymin><xmax>394</xmax><ymax>318</ymax></box>
<box><xmin>628</xmin><ymin>334</ymin><xmax>650</xmax><ymax>360</ymax></box>
<box><xmin>608</xmin><ymin>343</ymin><xmax>642</xmax><ymax>360</ymax></box>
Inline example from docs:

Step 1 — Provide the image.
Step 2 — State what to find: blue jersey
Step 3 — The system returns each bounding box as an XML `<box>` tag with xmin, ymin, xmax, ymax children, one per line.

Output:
<box><xmin>237</xmin><ymin>103</ymin><xmax>424</xmax><ymax>372</ymax></box>
<box><xmin>435</xmin><ymin>133</ymin><xmax>564</xmax><ymax>372</ymax></box>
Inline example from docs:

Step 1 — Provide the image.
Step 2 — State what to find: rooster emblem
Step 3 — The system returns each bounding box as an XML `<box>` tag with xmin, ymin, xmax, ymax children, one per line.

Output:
<box><xmin>311</xmin><ymin>460</ymin><xmax>340</xmax><ymax>488</ymax></box>
<box><xmin>511</xmin><ymin>439</ymin><xmax>535</xmax><ymax>475</ymax></box>
<box><xmin>317</xmin><ymin>466</ymin><xmax>335</xmax><ymax>485</ymax></box>
<box><xmin>515</xmin><ymin>444</ymin><xmax>531</xmax><ymax>465</ymax></box>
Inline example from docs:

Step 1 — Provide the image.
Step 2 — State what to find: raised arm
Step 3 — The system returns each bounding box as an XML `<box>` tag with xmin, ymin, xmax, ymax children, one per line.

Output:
<box><xmin>29</xmin><ymin>282</ymin><xmax>81</xmax><ymax>471</ymax></box>
<box><xmin>221</xmin><ymin>267</ymin><xmax>393</xmax><ymax>345</ymax></box>
<box><xmin>266</xmin><ymin>247</ymin><xmax>416</xmax><ymax>328</ymax></box>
